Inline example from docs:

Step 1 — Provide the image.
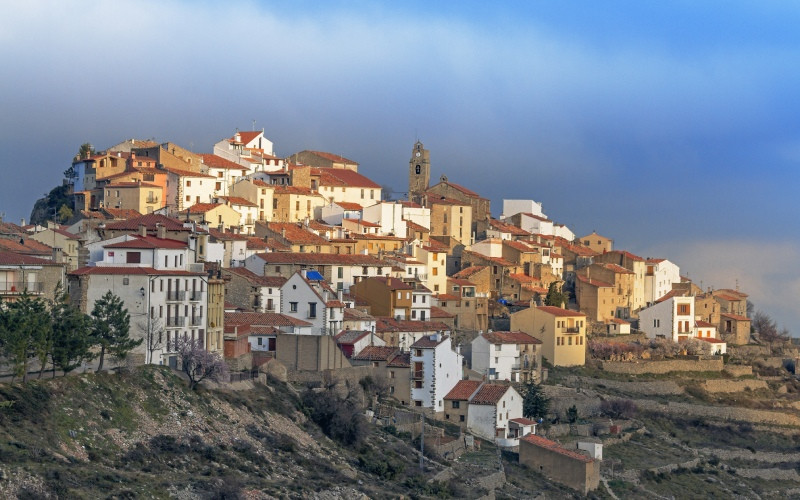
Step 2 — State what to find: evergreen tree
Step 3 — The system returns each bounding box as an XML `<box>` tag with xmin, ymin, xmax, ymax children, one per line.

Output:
<box><xmin>521</xmin><ymin>380</ymin><xmax>550</xmax><ymax>421</ymax></box>
<box><xmin>50</xmin><ymin>285</ymin><xmax>93</xmax><ymax>375</ymax></box>
<box><xmin>0</xmin><ymin>293</ymin><xmax>51</xmax><ymax>383</ymax></box>
<box><xmin>544</xmin><ymin>282</ymin><xmax>569</xmax><ymax>308</ymax></box>
<box><xmin>90</xmin><ymin>291</ymin><xmax>140</xmax><ymax>371</ymax></box>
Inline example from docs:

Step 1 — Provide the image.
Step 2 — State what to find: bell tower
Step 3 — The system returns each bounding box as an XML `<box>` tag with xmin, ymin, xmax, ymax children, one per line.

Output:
<box><xmin>408</xmin><ymin>141</ymin><xmax>430</xmax><ymax>205</ymax></box>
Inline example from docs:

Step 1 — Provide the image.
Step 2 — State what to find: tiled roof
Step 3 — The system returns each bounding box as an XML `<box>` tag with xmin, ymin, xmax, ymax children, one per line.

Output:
<box><xmin>0</xmin><ymin>251</ymin><xmax>57</xmax><ymax>266</ymax></box>
<box><xmin>700</xmin><ymin>337</ymin><xmax>726</xmax><ymax>344</ymax></box>
<box><xmin>454</xmin><ymin>266</ymin><xmax>487</xmax><ymax>278</ymax></box>
<box><xmin>69</xmin><ymin>266</ymin><xmax>203</xmax><ymax>276</ymax></box>
<box><xmin>334</xmin><ymin>330</ymin><xmax>372</xmax><ymax>345</ymax></box>
<box><xmin>503</xmin><ymin>240</ymin><xmax>538</xmax><ymax>253</ymax></box>
<box><xmin>254</xmin><ymin>252</ymin><xmax>387</xmax><ymax>266</ymax></box>
<box><xmin>343</xmin><ymin>218</ymin><xmax>381</xmax><ymax>227</ymax></box>
<box><xmin>387</xmin><ymin>352</ymin><xmax>410</xmax><ymax>367</ymax></box>
<box><xmin>335</xmin><ymin>201</ymin><xmax>364</xmax><ymax>211</ymax></box>
<box><xmin>521</xmin><ymin>435</ymin><xmax>594</xmax><ymax>463</ymax></box>
<box><xmin>489</xmin><ymin>219</ymin><xmax>530</xmax><ymax>236</ymax></box>
<box><xmin>470</xmin><ymin>384</ymin><xmax>511</xmax><ymax>405</ymax></box>
<box><xmin>305</xmin><ymin>151</ymin><xmax>358</xmax><ymax>165</ymax></box>
<box><xmin>375</xmin><ymin>317</ymin><xmax>451</xmax><ymax>333</ymax></box>
<box><xmin>163</xmin><ymin>167</ymin><xmax>215</xmax><ymax>178</ymax></box>
<box><xmin>436</xmin><ymin>293</ymin><xmax>461</xmax><ymax>301</ymax></box>
<box><xmin>482</xmin><ymin>331</ymin><xmax>541</xmax><ymax>345</ymax></box>
<box><xmin>429</xmin><ymin>306</ymin><xmax>455</xmax><ymax>319</ymax></box>
<box><xmin>535</xmin><ymin>306</ymin><xmax>586</xmax><ymax>318</ymax></box>
<box><xmin>601</xmin><ymin>263</ymin><xmax>634</xmax><ymax>274</ymax></box>
<box><xmin>715</xmin><ymin>288</ymin><xmax>748</xmax><ymax>298</ymax></box>
<box><xmin>508</xmin><ymin>273</ymin><xmax>539</xmax><ymax>284</ymax></box>
<box><xmin>462</xmin><ymin>251</ymin><xmax>515</xmax><ymax>267</ymax></box>
<box><xmin>368</xmin><ymin>276</ymin><xmax>412</xmax><ymax>290</ymax></box>
<box><xmin>104</xmin><ymin>235</ymin><xmax>188</xmax><ymax>249</ymax></box>
<box><xmin>714</xmin><ymin>293</ymin><xmax>744</xmax><ymax>302</ymax></box>
<box><xmin>0</xmin><ymin>237</ymin><xmax>53</xmax><ymax>256</ymax></box>
<box><xmin>646</xmin><ymin>258</ymin><xmax>666</xmax><ymax>264</ymax></box>
<box><xmin>399</xmin><ymin>201</ymin><xmax>422</xmax><ymax>208</ymax></box>
<box><xmin>403</xmin><ymin>219</ymin><xmax>429</xmax><ymax>232</ymax></box>
<box><xmin>429</xmin><ymin>195</ymin><xmax>468</xmax><ymax>206</ymax></box>
<box><xmin>343</xmin><ymin>308</ymin><xmax>374</xmax><ymax>321</ymax></box>
<box><xmin>312</xmin><ymin>167</ymin><xmax>379</xmax><ymax>189</ymax></box>
<box><xmin>225</xmin><ymin>312</ymin><xmax>312</xmax><ymax>327</ymax></box>
<box><xmin>410</xmin><ymin>334</ymin><xmax>449</xmax><ymax>348</ymax></box>
<box><xmin>521</xmin><ymin>212</ymin><xmax>550</xmax><ymax>222</ymax></box>
<box><xmin>429</xmin><ymin>180</ymin><xmax>487</xmax><ymax>200</ymax></box>
<box><xmin>444</xmin><ymin>380</ymin><xmax>481</xmax><ymax>401</ymax></box>
<box><xmin>216</xmin><ymin>196</ymin><xmax>258</xmax><ymax>207</ymax></box>
<box><xmin>201</xmin><ymin>154</ymin><xmax>249</xmax><ymax>171</ymax></box>
<box><xmin>101</xmin><ymin>207</ymin><xmax>142</xmax><ymax>219</ymax></box>
<box><xmin>273</xmin><ymin>185</ymin><xmax>321</xmax><ymax>196</ymax></box>
<box><xmin>230</xmin><ymin>131</ymin><xmax>262</xmax><ymax>145</ymax></box>
<box><xmin>721</xmin><ymin>313</ymin><xmax>750</xmax><ymax>322</ymax></box>
<box><xmin>265</xmin><ymin>223</ymin><xmax>329</xmax><ymax>245</ymax></box>
<box><xmin>576</xmin><ymin>274</ymin><xmax>613</xmax><ymax>288</ymax></box>
<box><xmin>695</xmin><ymin>320</ymin><xmax>715</xmax><ymax>328</ymax></box>
<box><xmin>606</xmin><ymin>250</ymin><xmax>644</xmax><ymax>262</ymax></box>
<box><xmin>187</xmin><ymin>203</ymin><xmax>223</xmax><ymax>214</ymax></box>
<box><xmin>105</xmin><ymin>181</ymin><xmax>161</xmax><ymax>188</ymax></box>
<box><xmin>352</xmin><ymin>346</ymin><xmax>397</xmax><ymax>361</ymax></box>
<box><xmin>509</xmin><ymin>417</ymin><xmax>537</xmax><ymax>426</ymax></box>
<box><xmin>608</xmin><ymin>318</ymin><xmax>630</xmax><ymax>325</ymax></box>
<box><xmin>224</xmin><ymin>267</ymin><xmax>287</xmax><ymax>287</ymax></box>
<box><xmin>104</xmin><ymin>214</ymin><xmax>191</xmax><ymax>232</ymax></box>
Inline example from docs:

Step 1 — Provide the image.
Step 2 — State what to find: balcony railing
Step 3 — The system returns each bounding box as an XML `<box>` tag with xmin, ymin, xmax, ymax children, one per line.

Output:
<box><xmin>190</xmin><ymin>317</ymin><xmax>203</xmax><ymax>327</ymax></box>
<box><xmin>166</xmin><ymin>317</ymin><xmax>185</xmax><ymax>327</ymax></box>
<box><xmin>0</xmin><ymin>282</ymin><xmax>44</xmax><ymax>294</ymax></box>
<box><xmin>412</xmin><ymin>370</ymin><xmax>424</xmax><ymax>380</ymax></box>
<box><xmin>564</xmin><ymin>327</ymin><xmax>580</xmax><ymax>334</ymax></box>
<box><xmin>189</xmin><ymin>291</ymin><xmax>202</xmax><ymax>301</ymax></box>
<box><xmin>146</xmin><ymin>196</ymin><xmax>159</xmax><ymax>204</ymax></box>
<box><xmin>167</xmin><ymin>291</ymin><xmax>186</xmax><ymax>301</ymax></box>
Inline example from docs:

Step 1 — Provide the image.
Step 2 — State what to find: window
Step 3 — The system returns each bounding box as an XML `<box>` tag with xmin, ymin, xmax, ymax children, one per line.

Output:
<box><xmin>677</xmin><ymin>303</ymin><xmax>690</xmax><ymax>315</ymax></box>
<box><xmin>337</xmin><ymin>267</ymin><xmax>343</xmax><ymax>278</ymax></box>
<box><xmin>186</xmin><ymin>180</ymin><xmax>191</xmax><ymax>187</ymax></box>
<box><xmin>126</xmin><ymin>251</ymin><xmax>141</xmax><ymax>264</ymax></box>
<box><xmin>495</xmin><ymin>344</ymin><xmax>501</xmax><ymax>351</ymax></box>
<box><xmin>452</xmin><ymin>401</ymin><xmax>460</xmax><ymax>409</ymax></box>
<box><xmin>460</xmin><ymin>415</ymin><xmax>465</xmax><ymax>422</ymax></box>
<box><xmin>123</xmin><ymin>278</ymin><xmax>129</xmax><ymax>285</ymax></box>
<box><xmin>308</xmin><ymin>302</ymin><xmax>316</xmax><ymax>318</ymax></box>
<box><xmin>415</xmin><ymin>349</ymin><xmax>422</xmax><ymax>357</ymax></box>
<box><xmin>414</xmin><ymin>381</ymin><xmax>423</xmax><ymax>389</ymax></box>
<box><xmin>289</xmin><ymin>302</ymin><xmax>298</xmax><ymax>312</ymax></box>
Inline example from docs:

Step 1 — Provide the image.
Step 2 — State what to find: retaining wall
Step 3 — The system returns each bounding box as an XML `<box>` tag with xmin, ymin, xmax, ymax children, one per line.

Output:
<box><xmin>601</xmin><ymin>358</ymin><xmax>723</xmax><ymax>374</ymax></box>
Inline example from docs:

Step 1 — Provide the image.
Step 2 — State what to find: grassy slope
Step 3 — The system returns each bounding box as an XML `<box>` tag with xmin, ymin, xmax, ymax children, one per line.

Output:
<box><xmin>0</xmin><ymin>367</ymin><xmax>456</xmax><ymax>499</ymax></box>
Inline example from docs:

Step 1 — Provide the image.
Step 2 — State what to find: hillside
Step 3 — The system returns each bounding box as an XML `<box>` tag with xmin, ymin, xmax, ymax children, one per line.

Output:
<box><xmin>0</xmin><ymin>367</ymin><xmax>476</xmax><ymax>499</ymax></box>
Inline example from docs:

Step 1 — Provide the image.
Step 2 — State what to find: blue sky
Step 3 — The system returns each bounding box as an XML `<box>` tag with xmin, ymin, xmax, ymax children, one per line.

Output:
<box><xmin>1</xmin><ymin>1</ymin><xmax>798</xmax><ymax>332</ymax></box>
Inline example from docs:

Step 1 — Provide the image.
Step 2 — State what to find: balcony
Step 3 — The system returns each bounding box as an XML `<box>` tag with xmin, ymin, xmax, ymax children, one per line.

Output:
<box><xmin>146</xmin><ymin>196</ymin><xmax>159</xmax><ymax>204</ymax></box>
<box><xmin>167</xmin><ymin>291</ymin><xmax>186</xmax><ymax>301</ymax></box>
<box><xmin>189</xmin><ymin>291</ymin><xmax>202</xmax><ymax>301</ymax></box>
<box><xmin>563</xmin><ymin>327</ymin><xmax>580</xmax><ymax>334</ymax></box>
<box><xmin>190</xmin><ymin>317</ymin><xmax>203</xmax><ymax>327</ymax></box>
<box><xmin>166</xmin><ymin>317</ymin><xmax>186</xmax><ymax>327</ymax></box>
<box><xmin>412</xmin><ymin>370</ymin><xmax>424</xmax><ymax>380</ymax></box>
<box><xmin>0</xmin><ymin>282</ymin><xmax>44</xmax><ymax>295</ymax></box>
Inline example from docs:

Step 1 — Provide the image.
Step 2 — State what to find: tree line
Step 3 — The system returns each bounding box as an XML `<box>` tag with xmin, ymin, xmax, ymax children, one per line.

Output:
<box><xmin>0</xmin><ymin>287</ymin><xmax>140</xmax><ymax>383</ymax></box>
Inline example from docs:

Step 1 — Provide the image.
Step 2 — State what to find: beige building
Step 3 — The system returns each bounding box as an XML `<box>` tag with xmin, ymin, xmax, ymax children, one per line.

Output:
<box><xmin>520</xmin><ymin>434</ymin><xmax>600</xmax><ymax>494</ymax></box>
<box><xmin>426</xmin><ymin>177</ymin><xmax>491</xmax><ymax>238</ymax></box>
<box><xmin>511</xmin><ymin>306</ymin><xmax>587</xmax><ymax>367</ymax></box>
<box><xmin>30</xmin><ymin>224</ymin><xmax>81</xmax><ymax>271</ymax></box>
<box><xmin>429</xmin><ymin>197</ymin><xmax>473</xmax><ymax>245</ymax></box>
<box><xmin>104</xmin><ymin>181</ymin><xmax>164</xmax><ymax>214</ymax></box>
<box><xmin>187</xmin><ymin>203</ymin><xmax>242</xmax><ymax>231</ymax></box>
<box><xmin>350</xmin><ymin>276</ymin><xmax>414</xmax><ymax>319</ymax></box>
<box><xmin>576</xmin><ymin>263</ymin><xmax>635</xmax><ymax>320</ymax></box>
<box><xmin>272</xmin><ymin>185</ymin><xmax>326</xmax><ymax>222</ymax></box>
<box><xmin>578</xmin><ymin>231</ymin><xmax>613</xmax><ymax>253</ymax></box>
<box><xmin>230</xmin><ymin>178</ymin><xmax>275</xmax><ymax>223</ymax></box>
<box><xmin>206</xmin><ymin>269</ymin><xmax>225</xmax><ymax>354</ymax></box>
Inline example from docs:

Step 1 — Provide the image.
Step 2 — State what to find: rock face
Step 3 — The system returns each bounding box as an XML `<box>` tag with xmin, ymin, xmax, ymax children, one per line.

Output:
<box><xmin>701</xmin><ymin>379</ymin><xmax>768</xmax><ymax>393</ymax></box>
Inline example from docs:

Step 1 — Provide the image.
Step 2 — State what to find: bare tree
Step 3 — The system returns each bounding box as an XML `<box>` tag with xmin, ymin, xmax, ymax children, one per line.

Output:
<box><xmin>752</xmin><ymin>311</ymin><xmax>790</xmax><ymax>343</ymax></box>
<box><xmin>138</xmin><ymin>317</ymin><xmax>165</xmax><ymax>365</ymax></box>
<box><xmin>175</xmin><ymin>338</ymin><xmax>228</xmax><ymax>390</ymax></box>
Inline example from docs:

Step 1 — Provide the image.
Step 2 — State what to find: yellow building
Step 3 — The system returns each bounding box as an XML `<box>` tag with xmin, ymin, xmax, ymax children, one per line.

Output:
<box><xmin>429</xmin><ymin>197</ymin><xmax>473</xmax><ymax>245</ymax></box>
<box><xmin>103</xmin><ymin>181</ymin><xmax>164</xmax><ymax>214</ymax></box>
<box><xmin>510</xmin><ymin>306</ymin><xmax>587</xmax><ymax>367</ymax></box>
<box><xmin>187</xmin><ymin>203</ymin><xmax>243</xmax><ymax>232</ymax></box>
<box><xmin>272</xmin><ymin>185</ymin><xmax>326</xmax><ymax>222</ymax></box>
<box><xmin>206</xmin><ymin>270</ymin><xmax>225</xmax><ymax>354</ymax></box>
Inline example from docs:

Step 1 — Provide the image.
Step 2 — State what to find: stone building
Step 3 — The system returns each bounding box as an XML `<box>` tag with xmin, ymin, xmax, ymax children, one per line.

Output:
<box><xmin>519</xmin><ymin>434</ymin><xmax>600</xmax><ymax>494</ymax></box>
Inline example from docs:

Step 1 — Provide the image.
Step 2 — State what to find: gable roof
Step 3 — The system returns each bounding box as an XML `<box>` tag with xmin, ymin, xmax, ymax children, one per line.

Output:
<box><xmin>470</xmin><ymin>384</ymin><xmax>512</xmax><ymax>405</ymax></box>
<box><xmin>482</xmin><ymin>331</ymin><xmax>541</xmax><ymax>345</ymax></box>
<box><xmin>312</xmin><ymin>167</ymin><xmax>379</xmax><ymax>189</ymax></box>
<box><xmin>104</xmin><ymin>235</ymin><xmax>187</xmax><ymax>250</ymax></box>
<box><xmin>224</xmin><ymin>311</ymin><xmax>312</xmax><ymax>328</ymax></box>
<box><xmin>444</xmin><ymin>380</ymin><xmax>482</xmax><ymax>401</ymax></box>
<box><xmin>254</xmin><ymin>252</ymin><xmax>387</xmax><ymax>266</ymax></box>
<box><xmin>201</xmin><ymin>154</ymin><xmax>249</xmax><ymax>171</ymax></box>
<box><xmin>521</xmin><ymin>435</ymin><xmax>594</xmax><ymax>463</ymax></box>
<box><xmin>535</xmin><ymin>306</ymin><xmax>585</xmax><ymax>318</ymax></box>
<box><xmin>265</xmin><ymin>223</ymin><xmax>329</xmax><ymax>245</ymax></box>
<box><xmin>224</xmin><ymin>267</ymin><xmax>287</xmax><ymax>287</ymax></box>
<box><xmin>351</xmin><ymin>345</ymin><xmax>397</xmax><ymax>361</ymax></box>
<box><xmin>104</xmin><ymin>214</ymin><xmax>192</xmax><ymax>232</ymax></box>
<box><xmin>410</xmin><ymin>334</ymin><xmax>449</xmax><ymax>348</ymax></box>
<box><xmin>0</xmin><ymin>251</ymin><xmax>58</xmax><ymax>266</ymax></box>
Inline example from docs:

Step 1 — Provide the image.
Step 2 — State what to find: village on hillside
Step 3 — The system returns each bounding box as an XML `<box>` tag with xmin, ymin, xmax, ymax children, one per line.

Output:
<box><xmin>1</xmin><ymin>130</ymin><xmax>798</xmax><ymax>495</ymax></box>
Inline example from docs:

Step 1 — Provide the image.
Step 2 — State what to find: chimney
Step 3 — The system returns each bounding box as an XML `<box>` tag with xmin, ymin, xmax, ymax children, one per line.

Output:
<box><xmin>131</xmin><ymin>151</ymin><xmax>136</xmax><ymax>160</ymax></box>
<box><xmin>52</xmin><ymin>247</ymin><xmax>63</xmax><ymax>263</ymax></box>
<box><xmin>387</xmin><ymin>277</ymin><xmax>392</xmax><ymax>286</ymax></box>
<box><xmin>337</xmin><ymin>289</ymin><xmax>343</xmax><ymax>301</ymax></box>
<box><xmin>138</xmin><ymin>224</ymin><xmax>147</xmax><ymax>237</ymax></box>
<box><xmin>156</xmin><ymin>223</ymin><xmax>166</xmax><ymax>240</ymax></box>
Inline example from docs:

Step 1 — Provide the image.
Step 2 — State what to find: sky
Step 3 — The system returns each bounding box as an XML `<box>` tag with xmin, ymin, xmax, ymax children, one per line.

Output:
<box><xmin>1</xmin><ymin>1</ymin><xmax>799</xmax><ymax>333</ymax></box>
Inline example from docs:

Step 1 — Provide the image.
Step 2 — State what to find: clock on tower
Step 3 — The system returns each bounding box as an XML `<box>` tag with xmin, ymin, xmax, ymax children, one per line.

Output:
<box><xmin>408</xmin><ymin>141</ymin><xmax>430</xmax><ymax>205</ymax></box>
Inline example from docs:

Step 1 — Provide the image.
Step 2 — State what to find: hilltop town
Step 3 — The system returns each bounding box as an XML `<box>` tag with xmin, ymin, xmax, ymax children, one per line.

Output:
<box><xmin>1</xmin><ymin>130</ymin><xmax>799</xmax><ymax>498</ymax></box>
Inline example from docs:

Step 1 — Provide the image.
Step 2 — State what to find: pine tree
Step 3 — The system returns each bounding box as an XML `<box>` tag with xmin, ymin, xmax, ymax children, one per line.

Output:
<box><xmin>521</xmin><ymin>380</ymin><xmax>550</xmax><ymax>421</ymax></box>
<box><xmin>544</xmin><ymin>282</ymin><xmax>569</xmax><ymax>308</ymax></box>
<box><xmin>0</xmin><ymin>293</ymin><xmax>51</xmax><ymax>383</ymax></box>
<box><xmin>90</xmin><ymin>291</ymin><xmax>140</xmax><ymax>371</ymax></box>
<box><xmin>50</xmin><ymin>285</ymin><xmax>93</xmax><ymax>375</ymax></box>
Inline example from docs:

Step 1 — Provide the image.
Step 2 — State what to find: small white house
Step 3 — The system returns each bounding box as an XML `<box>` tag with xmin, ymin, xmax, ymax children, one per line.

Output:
<box><xmin>638</xmin><ymin>294</ymin><xmax>696</xmax><ymax>342</ymax></box>
<box><xmin>410</xmin><ymin>333</ymin><xmax>463</xmax><ymax>412</ymax></box>
<box><xmin>466</xmin><ymin>384</ymin><xmax>523</xmax><ymax>446</ymax></box>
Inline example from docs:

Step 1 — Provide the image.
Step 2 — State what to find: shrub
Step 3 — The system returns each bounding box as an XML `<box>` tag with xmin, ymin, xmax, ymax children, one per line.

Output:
<box><xmin>600</xmin><ymin>399</ymin><xmax>637</xmax><ymax>419</ymax></box>
<box><xmin>301</xmin><ymin>387</ymin><xmax>368</xmax><ymax>447</ymax></box>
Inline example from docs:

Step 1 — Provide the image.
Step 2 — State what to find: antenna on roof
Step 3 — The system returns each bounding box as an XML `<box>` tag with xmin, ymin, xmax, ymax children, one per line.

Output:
<box><xmin>252</xmin><ymin>119</ymin><xmax>256</xmax><ymax>131</ymax></box>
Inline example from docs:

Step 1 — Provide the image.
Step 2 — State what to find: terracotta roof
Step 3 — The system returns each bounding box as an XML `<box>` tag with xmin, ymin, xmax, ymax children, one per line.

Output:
<box><xmin>700</xmin><ymin>337</ymin><xmax>726</xmax><ymax>344</ymax></box>
<box><xmin>454</xmin><ymin>266</ymin><xmax>487</xmax><ymax>278</ymax></box>
<box><xmin>646</xmin><ymin>258</ymin><xmax>666</xmax><ymax>264</ymax></box>
<box><xmin>535</xmin><ymin>306</ymin><xmax>586</xmax><ymax>318</ymax></box>
<box><xmin>225</xmin><ymin>312</ymin><xmax>312</xmax><ymax>327</ymax></box>
<box><xmin>410</xmin><ymin>334</ymin><xmax>449</xmax><ymax>348</ymax></box>
<box><xmin>715</xmin><ymin>288</ymin><xmax>748</xmax><ymax>298</ymax></box>
<box><xmin>655</xmin><ymin>289</ymin><xmax>688</xmax><ymax>303</ymax></box>
<box><xmin>508</xmin><ymin>273</ymin><xmax>539</xmax><ymax>284</ymax></box>
<box><xmin>695</xmin><ymin>320</ymin><xmax>715</xmax><ymax>328</ymax></box>
<box><xmin>520</xmin><ymin>212</ymin><xmax>550</xmax><ymax>222</ymax></box>
<box><xmin>436</xmin><ymin>293</ymin><xmax>461</xmax><ymax>301</ymax></box>
<box><xmin>429</xmin><ymin>195</ymin><xmax>468</xmax><ymax>206</ymax></box>
<box><xmin>69</xmin><ymin>266</ymin><xmax>203</xmax><ymax>276</ymax></box>
<box><xmin>521</xmin><ymin>435</ymin><xmax>594</xmax><ymax>463</ymax></box>
<box><xmin>365</xmin><ymin>276</ymin><xmax>412</xmax><ymax>290</ymax></box>
<box><xmin>254</xmin><ymin>252</ymin><xmax>387</xmax><ymax>266</ymax></box>
<box><xmin>399</xmin><ymin>201</ymin><xmax>422</xmax><ymax>208</ymax></box>
<box><xmin>482</xmin><ymin>331</ymin><xmax>541</xmax><ymax>345</ymax></box>
<box><xmin>429</xmin><ymin>306</ymin><xmax>455</xmax><ymax>319</ymax></box>
<box><xmin>608</xmin><ymin>318</ymin><xmax>630</xmax><ymax>325</ymax></box>
<box><xmin>41</xmin><ymin>226</ymin><xmax>80</xmax><ymax>240</ymax></box>
<box><xmin>0</xmin><ymin>237</ymin><xmax>53</xmax><ymax>256</ymax></box>
<box><xmin>403</xmin><ymin>219</ymin><xmax>429</xmax><ymax>232</ymax></box>
<box><xmin>387</xmin><ymin>352</ymin><xmax>410</xmax><ymax>367</ymax></box>
<box><xmin>163</xmin><ymin>167</ymin><xmax>215</xmax><ymax>178</ymax></box>
<box><xmin>721</xmin><ymin>313</ymin><xmax>750</xmax><ymax>322</ymax></box>
<box><xmin>504</xmin><ymin>240</ymin><xmax>538</xmax><ymax>253</ymax></box>
<box><xmin>334</xmin><ymin>201</ymin><xmax>363</xmax><ymax>211</ymax></box>
<box><xmin>343</xmin><ymin>218</ymin><xmax>380</xmax><ymax>227</ymax></box>
<box><xmin>489</xmin><ymin>219</ymin><xmax>530</xmax><ymax>236</ymax></box>
<box><xmin>351</xmin><ymin>346</ymin><xmax>397</xmax><ymax>361</ymax></box>
<box><xmin>265</xmin><ymin>223</ymin><xmax>329</xmax><ymax>245</ymax></box>
<box><xmin>104</xmin><ymin>181</ymin><xmax>161</xmax><ymax>189</ymax></box>
<box><xmin>509</xmin><ymin>417</ymin><xmax>537</xmax><ymax>426</ymax></box>
<box><xmin>104</xmin><ymin>235</ymin><xmax>187</xmax><ymax>250</ymax></box>
<box><xmin>605</xmin><ymin>250</ymin><xmax>644</xmax><ymax>262</ymax></box>
<box><xmin>312</xmin><ymin>167</ymin><xmax>379</xmax><ymax>189</ymax></box>
<box><xmin>186</xmin><ymin>203</ymin><xmax>223</xmax><ymax>214</ymax></box>
<box><xmin>334</xmin><ymin>330</ymin><xmax>372</xmax><ymax>345</ymax></box>
<box><xmin>376</xmin><ymin>318</ymin><xmax>451</xmax><ymax>334</ymax></box>
<box><xmin>304</xmin><ymin>151</ymin><xmax>358</xmax><ymax>165</ymax></box>
<box><xmin>429</xmin><ymin>180</ymin><xmax>487</xmax><ymax>200</ymax></box>
<box><xmin>715</xmin><ymin>293</ymin><xmax>745</xmax><ymax>302</ymax></box>
<box><xmin>224</xmin><ymin>267</ymin><xmax>287</xmax><ymax>287</ymax></box>
<box><xmin>101</xmin><ymin>208</ymin><xmax>142</xmax><ymax>219</ymax></box>
<box><xmin>470</xmin><ymin>384</ymin><xmax>511</xmax><ymax>405</ymax></box>
<box><xmin>0</xmin><ymin>251</ymin><xmax>58</xmax><ymax>266</ymax></box>
<box><xmin>343</xmin><ymin>308</ymin><xmax>374</xmax><ymax>321</ymax></box>
<box><xmin>201</xmin><ymin>154</ymin><xmax>249</xmax><ymax>171</ymax></box>
<box><xmin>600</xmin><ymin>263</ymin><xmax>634</xmax><ymax>274</ymax></box>
<box><xmin>576</xmin><ymin>274</ymin><xmax>613</xmax><ymax>288</ymax></box>
<box><xmin>104</xmin><ymin>214</ymin><xmax>192</xmax><ymax>232</ymax></box>
<box><xmin>216</xmin><ymin>196</ymin><xmax>257</xmax><ymax>208</ymax></box>
<box><xmin>273</xmin><ymin>185</ymin><xmax>321</xmax><ymax>196</ymax></box>
<box><xmin>444</xmin><ymin>380</ymin><xmax>482</xmax><ymax>401</ymax></box>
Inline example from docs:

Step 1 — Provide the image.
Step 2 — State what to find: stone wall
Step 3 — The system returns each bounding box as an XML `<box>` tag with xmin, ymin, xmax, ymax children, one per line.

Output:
<box><xmin>519</xmin><ymin>438</ymin><xmax>600</xmax><ymax>494</ymax></box>
<box><xmin>702</xmin><ymin>379</ymin><xmax>768</xmax><ymax>393</ymax></box>
<box><xmin>567</xmin><ymin>376</ymin><xmax>684</xmax><ymax>396</ymax></box>
<box><xmin>723</xmin><ymin>365</ymin><xmax>753</xmax><ymax>377</ymax></box>
<box><xmin>636</xmin><ymin>399</ymin><xmax>800</xmax><ymax>426</ymax></box>
<box><xmin>601</xmin><ymin>358</ymin><xmax>723</xmax><ymax>374</ymax></box>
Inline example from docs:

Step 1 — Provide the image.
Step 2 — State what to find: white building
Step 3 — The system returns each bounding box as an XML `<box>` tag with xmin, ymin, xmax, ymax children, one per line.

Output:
<box><xmin>166</xmin><ymin>168</ymin><xmax>217</xmax><ymax>213</ymax></box>
<box><xmin>410</xmin><ymin>333</ymin><xmax>463</xmax><ymax>412</ymax></box>
<box><xmin>400</xmin><ymin>201</ymin><xmax>431</xmax><ymax>229</ymax></box>
<box><xmin>467</xmin><ymin>384</ymin><xmax>523</xmax><ymax>446</ymax></box>
<box><xmin>362</xmin><ymin>201</ymin><xmax>408</xmax><ymax>238</ymax></box>
<box><xmin>638</xmin><ymin>294</ymin><xmax>696</xmax><ymax>342</ymax></box>
<box><xmin>319</xmin><ymin>201</ymin><xmax>363</xmax><ymax>226</ymax></box>
<box><xmin>471</xmin><ymin>331</ymin><xmax>541</xmax><ymax>382</ymax></box>
<box><xmin>501</xmin><ymin>199</ymin><xmax>544</xmax><ymax>220</ymax></box>
<box><xmin>644</xmin><ymin>258</ymin><xmax>681</xmax><ymax>305</ymax></box>
<box><xmin>280</xmin><ymin>271</ymin><xmax>346</xmax><ymax>335</ymax></box>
